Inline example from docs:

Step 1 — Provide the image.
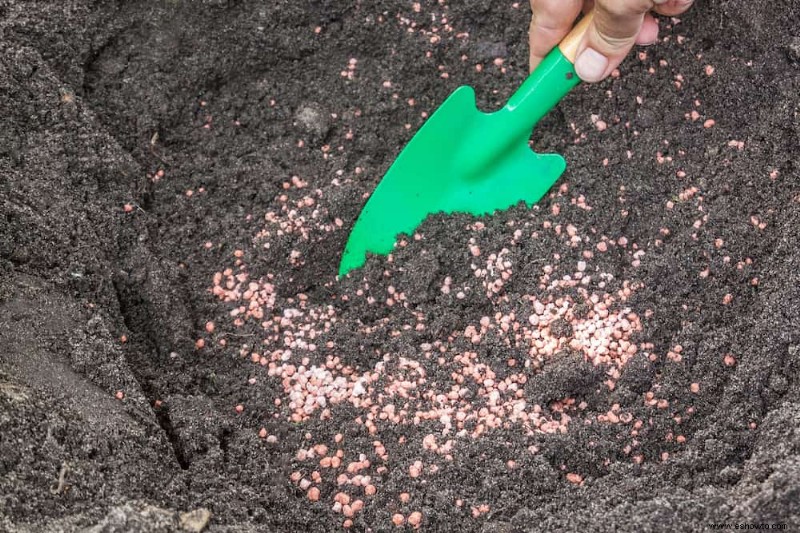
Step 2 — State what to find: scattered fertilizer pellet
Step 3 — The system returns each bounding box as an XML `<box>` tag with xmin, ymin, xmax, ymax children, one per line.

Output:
<box><xmin>566</xmin><ymin>473</ymin><xmax>583</xmax><ymax>485</ymax></box>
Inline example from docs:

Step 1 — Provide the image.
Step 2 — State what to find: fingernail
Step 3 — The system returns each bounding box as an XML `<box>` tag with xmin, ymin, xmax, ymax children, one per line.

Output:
<box><xmin>575</xmin><ymin>48</ymin><xmax>609</xmax><ymax>82</ymax></box>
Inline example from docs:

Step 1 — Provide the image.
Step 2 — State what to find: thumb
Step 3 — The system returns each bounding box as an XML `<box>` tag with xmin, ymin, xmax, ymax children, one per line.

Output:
<box><xmin>575</xmin><ymin>0</ymin><xmax>649</xmax><ymax>82</ymax></box>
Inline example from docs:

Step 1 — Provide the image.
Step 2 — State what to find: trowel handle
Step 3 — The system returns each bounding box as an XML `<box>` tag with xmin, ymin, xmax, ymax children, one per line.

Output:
<box><xmin>557</xmin><ymin>11</ymin><xmax>594</xmax><ymax>64</ymax></box>
<box><xmin>503</xmin><ymin>12</ymin><xmax>594</xmax><ymax>132</ymax></box>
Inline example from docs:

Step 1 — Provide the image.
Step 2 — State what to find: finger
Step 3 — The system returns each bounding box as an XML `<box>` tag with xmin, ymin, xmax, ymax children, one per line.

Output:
<box><xmin>574</xmin><ymin>0</ymin><xmax>651</xmax><ymax>82</ymax></box>
<box><xmin>635</xmin><ymin>12</ymin><xmax>659</xmax><ymax>45</ymax></box>
<box><xmin>529</xmin><ymin>0</ymin><xmax>583</xmax><ymax>72</ymax></box>
<box><xmin>652</xmin><ymin>0</ymin><xmax>694</xmax><ymax>16</ymax></box>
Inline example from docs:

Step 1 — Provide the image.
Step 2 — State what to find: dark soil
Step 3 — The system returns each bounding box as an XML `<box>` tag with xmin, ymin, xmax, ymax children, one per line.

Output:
<box><xmin>2</xmin><ymin>0</ymin><xmax>799</xmax><ymax>531</ymax></box>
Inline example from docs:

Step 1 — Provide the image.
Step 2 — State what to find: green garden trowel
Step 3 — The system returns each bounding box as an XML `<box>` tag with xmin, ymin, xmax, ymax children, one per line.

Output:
<box><xmin>339</xmin><ymin>15</ymin><xmax>593</xmax><ymax>276</ymax></box>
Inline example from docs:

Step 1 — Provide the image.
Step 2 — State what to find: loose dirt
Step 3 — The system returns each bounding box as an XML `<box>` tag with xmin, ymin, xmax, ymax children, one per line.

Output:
<box><xmin>1</xmin><ymin>1</ymin><xmax>798</xmax><ymax>531</ymax></box>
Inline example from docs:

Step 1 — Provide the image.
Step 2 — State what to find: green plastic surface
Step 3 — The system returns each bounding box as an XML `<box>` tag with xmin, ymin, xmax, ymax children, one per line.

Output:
<box><xmin>338</xmin><ymin>47</ymin><xmax>580</xmax><ymax>276</ymax></box>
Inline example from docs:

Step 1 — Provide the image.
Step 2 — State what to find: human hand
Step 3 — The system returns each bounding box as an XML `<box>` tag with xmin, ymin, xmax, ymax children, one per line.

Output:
<box><xmin>529</xmin><ymin>0</ymin><xmax>694</xmax><ymax>82</ymax></box>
